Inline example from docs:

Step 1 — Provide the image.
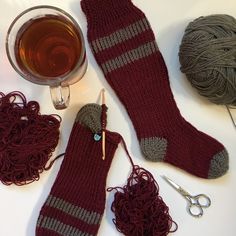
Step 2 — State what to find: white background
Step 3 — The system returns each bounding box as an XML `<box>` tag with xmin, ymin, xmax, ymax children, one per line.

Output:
<box><xmin>0</xmin><ymin>0</ymin><xmax>236</xmax><ymax>235</ymax></box>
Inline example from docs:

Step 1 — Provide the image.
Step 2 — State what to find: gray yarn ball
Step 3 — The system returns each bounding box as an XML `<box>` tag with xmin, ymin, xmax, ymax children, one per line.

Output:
<box><xmin>179</xmin><ymin>14</ymin><xmax>236</xmax><ymax>106</ymax></box>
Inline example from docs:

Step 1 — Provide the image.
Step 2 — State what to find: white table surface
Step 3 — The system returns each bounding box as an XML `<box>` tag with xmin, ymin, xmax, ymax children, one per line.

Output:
<box><xmin>1</xmin><ymin>0</ymin><xmax>236</xmax><ymax>235</ymax></box>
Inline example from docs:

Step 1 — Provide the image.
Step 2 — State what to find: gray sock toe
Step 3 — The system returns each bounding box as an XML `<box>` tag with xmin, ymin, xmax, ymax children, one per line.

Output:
<box><xmin>208</xmin><ymin>149</ymin><xmax>229</xmax><ymax>179</ymax></box>
<box><xmin>75</xmin><ymin>103</ymin><xmax>102</xmax><ymax>133</ymax></box>
<box><xmin>140</xmin><ymin>137</ymin><xmax>167</xmax><ymax>162</ymax></box>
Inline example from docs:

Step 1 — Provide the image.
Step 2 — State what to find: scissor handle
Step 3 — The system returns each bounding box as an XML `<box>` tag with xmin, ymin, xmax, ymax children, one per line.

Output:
<box><xmin>187</xmin><ymin>194</ymin><xmax>211</xmax><ymax>217</ymax></box>
<box><xmin>187</xmin><ymin>203</ymin><xmax>204</xmax><ymax>218</ymax></box>
<box><xmin>193</xmin><ymin>194</ymin><xmax>211</xmax><ymax>208</ymax></box>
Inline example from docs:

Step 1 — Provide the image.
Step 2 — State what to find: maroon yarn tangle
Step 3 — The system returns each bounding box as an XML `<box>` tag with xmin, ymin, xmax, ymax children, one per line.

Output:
<box><xmin>108</xmin><ymin>139</ymin><xmax>178</xmax><ymax>236</ymax></box>
<box><xmin>0</xmin><ymin>91</ymin><xmax>61</xmax><ymax>186</ymax></box>
<box><xmin>108</xmin><ymin>166</ymin><xmax>177</xmax><ymax>236</ymax></box>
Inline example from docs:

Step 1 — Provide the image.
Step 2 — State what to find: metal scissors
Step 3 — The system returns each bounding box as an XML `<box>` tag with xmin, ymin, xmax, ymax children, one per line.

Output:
<box><xmin>162</xmin><ymin>175</ymin><xmax>211</xmax><ymax>218</ymax></box>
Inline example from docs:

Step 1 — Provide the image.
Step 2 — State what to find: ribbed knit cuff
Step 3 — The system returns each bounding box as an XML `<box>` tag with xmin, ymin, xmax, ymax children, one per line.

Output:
<box><xmin>51</xmin><ymin>122</ymin><xmax>121</xmax><ymax>204</ymax></box>
<box><xmin>81</xmin><ymin>0</ymin><xmax>144</xmax><ymax>28</ymax></box>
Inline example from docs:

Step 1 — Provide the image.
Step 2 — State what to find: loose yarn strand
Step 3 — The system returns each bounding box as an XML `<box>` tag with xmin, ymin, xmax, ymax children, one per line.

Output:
<box><xmin>0</xmin><ymin>91</ymin><xmax>61</xmax><ymax>186</ymax></box>
<box><xmin>107</xmin><ymin>136</ymin><xmax>177</xmax><ymax>236</ymax></box>
<box><xmin>44</xmin><ymin>153</ymin><xmax>65</xmax><ymax>171</ymax></box>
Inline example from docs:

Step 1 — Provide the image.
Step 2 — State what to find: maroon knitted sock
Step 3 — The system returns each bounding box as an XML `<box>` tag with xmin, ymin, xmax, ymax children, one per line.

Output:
<box><xmin>36</xmin><ymin>104</ymin><xmax>121</xmax><ymax>236</ymax></box>
<box><xmin>81</xmin><ymin>0</ymin><xmax>229</xmax><ymax>179</ymax></box>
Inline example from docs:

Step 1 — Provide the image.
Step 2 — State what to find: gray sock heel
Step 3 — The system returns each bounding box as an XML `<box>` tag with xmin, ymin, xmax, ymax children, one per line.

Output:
<box><xmin>140</xmin><ymin>137</ymin><xmax>167</xmax><ymax>162</ymax></box>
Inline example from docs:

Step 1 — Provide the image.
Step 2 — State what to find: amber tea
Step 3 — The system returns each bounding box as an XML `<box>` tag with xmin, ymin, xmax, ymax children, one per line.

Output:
<box><xmin>6</xmin><ymin>6</ymin><xmax>87</xmax><ymax>109</ymax></box>
<box><xmin>15</xmin><ymin>15</ymin><xmax>82</xmax><ymax>78</ymax></box>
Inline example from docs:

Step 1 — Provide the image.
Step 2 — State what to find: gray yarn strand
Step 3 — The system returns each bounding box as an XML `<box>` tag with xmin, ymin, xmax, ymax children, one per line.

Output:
<box><xmin>179</xmin><ymin>14</ymin><xmax>236</xmax><ymax>106</ymax></box>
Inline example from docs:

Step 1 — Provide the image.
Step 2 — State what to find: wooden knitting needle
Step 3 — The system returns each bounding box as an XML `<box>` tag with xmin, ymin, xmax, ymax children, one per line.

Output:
<box><xmin>101</xmin><ymin>89</ymin><xmax>106</xmax><ymax>160</ymax></box>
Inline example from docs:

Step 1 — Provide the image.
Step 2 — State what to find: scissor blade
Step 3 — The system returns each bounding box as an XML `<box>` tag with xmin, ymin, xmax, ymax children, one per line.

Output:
<box><xmin>162</xmin><ymin>175</ymin><xmax>182</xmax><ymax>191</ymax></box>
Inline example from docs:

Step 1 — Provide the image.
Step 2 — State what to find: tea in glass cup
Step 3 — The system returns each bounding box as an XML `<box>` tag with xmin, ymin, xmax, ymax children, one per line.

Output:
<box><xmin>6</xmin><ymin>5</ymin><xmax>87</xmax><ymax>109</ymax></box>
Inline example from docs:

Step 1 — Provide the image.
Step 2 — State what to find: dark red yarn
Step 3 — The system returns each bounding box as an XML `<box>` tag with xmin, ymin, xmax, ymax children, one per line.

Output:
<box><xmin>108</xmin><ymin>139</ymin><xmax>177</xmax><ymax>236</ymax></box>
<box><xmin>0</xmin><ymin>91</ymin><xmax>61</xmax><ymax>186</ymax></box>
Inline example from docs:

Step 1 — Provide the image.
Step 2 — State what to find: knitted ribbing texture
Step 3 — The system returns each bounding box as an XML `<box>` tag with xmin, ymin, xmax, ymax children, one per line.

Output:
<box><xmin>81</xmin><ymin>0</ymin><xmax>229</xmax><ymax>179</ymax></box>
<box><xmin>36</xmin><ymin>104</ymin><xmax>121</xmax><ymax>236</ymax></box>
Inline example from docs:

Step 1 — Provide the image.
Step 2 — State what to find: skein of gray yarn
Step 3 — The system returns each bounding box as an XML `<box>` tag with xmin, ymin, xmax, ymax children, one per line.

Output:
<box><xmin>179</xmin><ymin>14</ymin><xmax>236</xmax><ymax>106</ymax></box>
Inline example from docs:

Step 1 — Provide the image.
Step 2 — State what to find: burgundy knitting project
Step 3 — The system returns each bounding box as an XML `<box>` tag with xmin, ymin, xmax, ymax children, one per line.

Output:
<box><xmin>81</xmin><ymin>0</ymin><xmax>229</xmax><ymax>179</ymax></box>
<box><xmin>36</xmin><ymin>109</ymin><xmax>121</xmax><ymax>235</ymax></box>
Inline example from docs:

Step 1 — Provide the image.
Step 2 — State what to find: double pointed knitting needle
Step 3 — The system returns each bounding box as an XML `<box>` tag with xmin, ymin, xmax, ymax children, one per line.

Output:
<box><xmin>101</xmin><ymin>89</ymin><xmax>106</xmax><ymax>160</ymax></box>
<box><xmin>226</xmin><ymin>105</ymin><xmax>236</xmax><ymax>129</ymax></box>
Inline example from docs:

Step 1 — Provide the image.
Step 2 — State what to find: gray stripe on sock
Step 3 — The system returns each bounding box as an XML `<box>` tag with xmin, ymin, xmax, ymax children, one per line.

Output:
<box><xmin>71</xmin><ymin>227</ymin><xmax>78</xmax><ymax>235</ymax></box>
<box><xmin>56</xmin><ymin>218</ymin><xmax>63</xmax><ymax>233</ymax></box>
<box><xmin>90</xmin><ymin>212</ymin><xmax>97</xmax><ymax>226</ymax></box>
<box><xmin>65</xmin><ymin>224</ymin><xmax>72</xmax><ymax>235</ymax></box>
<box><xmin>62</xmin><ymin>224</ymin><xmax>70</xmax><ymax>235</ymax></box>
<box><xmin>51</xmin><ymin>218</ymin><xmax>58</xmax><ymax>231</ymax></box>
<box><xmin>139</xmin><ymin>18</ymin><xmax>147</xmax><ymax>31</ymax></box>
<box><xmin>68</xmin><ymin>226</ymin><xmax>74</xmax><ymax>235</ymax></box>
<box><xmin>54</xmin><ymin>198</ymin><xmax>60</xmax><ymax>209</ymax></box>
<box><xmin>47</xmin><ymin>216</ymin><xmax>54</xmax><ymax>229</ymax></box>
<box><xmin>77</xmin><ymin>207</ymin><xmax>84</xmax><ymax>221</ymax></box>
<box><xmin>95</xmin><ymin>213</ymin><xmax>102</xmax><ymax>225</ymax></box>
<box><xmin>91</xmin><ymin>18</ymin><xmax>150</xmax><ymax>53</ymax></box>
<box><xmin>38</xmin><ymin>216</ymin><xmax>93</xmax><ymax>236</ymax></box>
<box><xmin>101</xmin><ymin>41</ymin><xmax>158</xmax><ymax>74</ymax></box>
<box><xmin>101</xmin><ymin>64</ymin><xmax>108</xmax><ymax>75</ymax></box>
<box><xmin>71</xmin><ymin>206</ymin><xmax>77</xmax><ymax>218</ymax></box>
<box><xmin>46</xmin><ymin>194</ymin><xmax>52</xmax><ymax>205</ymax></box>
<box><xmin>60</xmin><ymin>223</ymin><xmax>67</xmax><ymax>235</ymax></box>
<box><xmin>46</xmin><ymin>195</ymin><xmax>102</xmax><ymax>225</ymax></box>
<box><xmin>142</xmin><ymin>17</ymin><xmax>150</xmax><ymax>30</ymax></box>
<box><xmin>37</xmin><ymin>215</ymin><xmax>43</xmax><ymax>227</ymax></box>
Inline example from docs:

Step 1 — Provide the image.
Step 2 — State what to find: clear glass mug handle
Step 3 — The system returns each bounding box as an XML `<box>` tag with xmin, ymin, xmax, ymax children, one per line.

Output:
<box><xmin>50</xmin><ymin>85</ymin><xmax>70</xmax><ymax>110</ymax></box>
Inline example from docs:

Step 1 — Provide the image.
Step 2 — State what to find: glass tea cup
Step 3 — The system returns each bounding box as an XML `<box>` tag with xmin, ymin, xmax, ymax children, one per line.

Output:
<box><xmin>6</xmin><ymin>5</ymin><xmax>87</xmax><ymax>109</ymax></box>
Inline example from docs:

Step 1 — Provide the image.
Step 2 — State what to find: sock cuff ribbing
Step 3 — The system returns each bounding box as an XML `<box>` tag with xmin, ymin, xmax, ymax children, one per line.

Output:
<box><xmin>81</xmin><ymin>0</ymin><xmax>144</xmax><ymax>30</ymax></box>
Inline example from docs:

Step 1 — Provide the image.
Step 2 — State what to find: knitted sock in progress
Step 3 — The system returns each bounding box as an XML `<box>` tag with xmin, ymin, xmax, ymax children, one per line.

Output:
<box><xmin>81</xmin><ymin>0</ymin><xmax>229</xmax><ymax>179</ymax></box>
<box><xmin>36</xmin><ymin>104</ymin><xmax>121</xmax><ymax>236</ymax></box>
